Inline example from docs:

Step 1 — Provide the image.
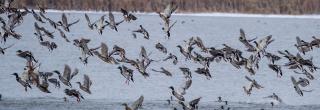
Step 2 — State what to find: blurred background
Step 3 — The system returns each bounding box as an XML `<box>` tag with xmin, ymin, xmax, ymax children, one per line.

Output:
<box><xmin>1</xmin><ymin>0</ymin><xmax>320</xmax><ymax>14</ymax></box>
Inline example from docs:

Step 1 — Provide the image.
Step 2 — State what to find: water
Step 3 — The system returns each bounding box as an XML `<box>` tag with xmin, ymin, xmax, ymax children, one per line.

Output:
<box><xmin>1</xmin><ymin>11</ymin><xmax>320</xmax><ymax>109</ymax></box>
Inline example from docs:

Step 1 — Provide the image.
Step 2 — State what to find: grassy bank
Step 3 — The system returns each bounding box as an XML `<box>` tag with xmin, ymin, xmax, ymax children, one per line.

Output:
<box><xmin>7</xmin><ymin>0</ymin><xmax>320</xmax><ymax>14</ymax></box>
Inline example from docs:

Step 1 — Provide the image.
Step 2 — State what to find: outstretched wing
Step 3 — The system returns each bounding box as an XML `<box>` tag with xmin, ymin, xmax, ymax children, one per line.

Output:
<box><xmin>100</xmin><ymin>42</ymin><xmax>109</xmax><ymax>57</ymax></box>
<box><xmin>131</xmin><ymin>95</ymin><xmax>144</xmax><ymax>110</ymax></box>
<box><xmin>68</xmin><ymin>19</ymin><xmax>80</xmax><ymax>27</ymax></box>
<box><xmin>83</xmin><ymin>74</ymin><xmax>92</xmax><ymax>89</ymax></box>
<box><xmin>120</xmin><ymin>8</ymin><xmax>128</xmax><ymax>15</ymax></box>
<box><xmin>70</xmin><ymin>68</ymin><xmax>79</xmax><ymax>80</ymax></box>
<box><xmin>84</xmin><ymin>13</ymin><xmax>91</xmax><ymax>25</ymax></box>
<box><xmin>245</xmin><ymin>75</ymin><xmax>253</xmax><ymax>82</ymax></box>
<box><xmin>164</xmin><ymin>2</ymin><xmax>178</xmax><ymax>18</ymax></box>
<box><xmin>62</xmin><ymin>13</ymin><xmax>68</xmax><ymax>25</ymax></box>
<box><xmin>63</xmin><ymin>64</ymin><xmax>71</xmax><ymax>80</ymax></box>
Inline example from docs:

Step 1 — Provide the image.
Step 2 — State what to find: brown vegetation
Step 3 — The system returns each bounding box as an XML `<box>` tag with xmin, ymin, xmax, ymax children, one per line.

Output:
<box><xmin>8</xmin><ymin>0</ymin><xmax>320</xmax><ymax>14</ymax></box>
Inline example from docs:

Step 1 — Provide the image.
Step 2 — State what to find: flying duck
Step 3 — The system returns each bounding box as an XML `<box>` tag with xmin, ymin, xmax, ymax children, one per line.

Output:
<box><xmin>11</xmin><ymin>73</ymin><xmax>32</xmax><ymax>91</ymax></box>
<box><xmin>132</xmin><ymin>25</ymin><xmax>149</xmax><ymax>39</ymax></box>
<box><xmin>155</xmin><ymin>42</ymin><xmax>167</xmax><ymax>54</ymax></box>
<box><xmin>163</xmin><ymin>53</ymin><xmax>178</xmax><ymax>65</ymax></box>
<box><xmin>77</xmin><ymin>74</ymin><xmax>92</xmax><ymax>94</ymax></box>
<box><xmin>120</xmin><ymin>8</ymin><xmax>137</xmax><ymax>22</ymax></box>
<box><xmin>105</xmin><ymin>11</ymin><xmax>123</xmax><ymax>32</ymax></box>
<box><xmin>268</xmin><ymin>64</ymin><xmax>282</xmax><ymax>77</ymax></box>
<box><xmin>64</xmin><ymin>89</ymin><xmax>84</xmax><ymax>102</ymax></box>
<box><xmin>118</xmin><ymin>65</ymin><xmax>134</xmax><ymax>84</ymax></box>
<box><xmin>53</xmin><ymin>64</ymin><xmax>78</xmax><ymax>87</ymax></box>
<box><xmin>169</xmin><ymin>86</ymin><xmax>185</xmax><ymax>101</ymax></box>
<box><xmin>58</xmin><ymin>13</ymin><xmax>79</xmax><ymax>32</ymax></box>
<box><xmin>157</xmin><ymin>1</ymin><xmax>178</xmax><ymax>39</ymax></box>
<box><xmin>122</xmin><ymin>95</ymin><xmax>144</xmax><ymax>110</ymax></box>
<box><xmin>264</xmin><ymin>93</ymin><xmax>282</xmax><ymax>103</ymax></box>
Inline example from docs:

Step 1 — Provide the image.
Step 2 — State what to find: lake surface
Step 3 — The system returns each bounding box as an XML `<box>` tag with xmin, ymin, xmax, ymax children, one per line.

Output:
<box><xmin>1</xmin><ymin>11</ymin><xmax>320</xmax><ymax>109</ymax></box>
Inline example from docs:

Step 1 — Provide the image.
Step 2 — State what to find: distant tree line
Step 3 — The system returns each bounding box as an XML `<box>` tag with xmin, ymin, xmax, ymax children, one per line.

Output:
<box><xmin>7</xmin><ymin>0</ymin><xmax>320</xmax><ymax>14</ymax></box>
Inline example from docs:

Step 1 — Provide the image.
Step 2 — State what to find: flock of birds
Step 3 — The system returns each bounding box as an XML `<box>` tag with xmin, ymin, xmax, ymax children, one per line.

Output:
<box><xmin>1</xmin><ymin>0</ymin><xmax>320</xmax><ymax>110</ymax></box>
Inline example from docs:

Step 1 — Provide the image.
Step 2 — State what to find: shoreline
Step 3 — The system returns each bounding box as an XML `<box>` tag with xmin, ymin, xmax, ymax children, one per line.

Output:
<box><xmin>35</xmin><ymin>9</ymin><xmax>320</xmax><ymax>19</ymax></box>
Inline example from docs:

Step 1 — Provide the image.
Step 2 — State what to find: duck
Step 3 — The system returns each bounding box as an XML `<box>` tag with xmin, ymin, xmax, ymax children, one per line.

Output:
<box><xmin>74</xmin><ymin>38</ymin><xmax>97</xmax><ymax>57</ymax></box>
<box><xmin>238</xmin><ymin>28</ymin><xmax>256</xmax><ymax>52</ymax></box>
<box><xmin>132</xmin><ymin>25</ymin><xmax>149</xmax><ymax>39</ymax></box>
<box><xmin>252</xmin><ymin>35</ymin><xmax>274</xmax><ymax>57</ymax></box>
<box><xmin>195</xmin><ymin>67</ymin><xmax>212</xmax><ymax>79</ymax></box>
<box><xmin>163</xmin><ymin>53</ymin><xmax>178</xmax><ymax>65</ymax></box>
<box><xmin>268</xmin><ymin>64</ymin><xmax>283</xmax><ymax>77</ymax></box>
<box><xmin>177</xmin><ymin>45</ymin><xmax>193</xmax><ymax>61</ymax></box>
<box><xmin>291</xmin><ymin>76</ymin><xmax>303</xmax><ymax>96</ymax></box>
<box><xmin>118</xmin><ymin>65</ymin><xmax>134</xmax><ymax>84</ymax></box>
<box><xmin>155</xmin><ymin>42</ymin><xmax>167</xmax><ymax>54</ymax></box>
<box><xmin>157</xmin><ymin>1</ymin><xmax>178</xmax><ymax>39</ymax></box>
<box><xmin>169</xmin><ymin>86</ymin><xmax>185</xmax><ymax>101</ymax></box>
<box><xmin>58</xmin><ymin>13</ymin><xmax>79</xmax><ymax>32</ymax></box>
<box><xmin>243</xmin><ymin>85</ymin><xmax>252</xmax><ymax>96</ymax></box>
<box><xmin>122</xmin><ymin>95</ymin><xmax>144</xmax><ymax>110</ymax></box>
<box><xmin>11</xmin><ymin>73</ymin><xmax>32</xmax><ymax>91</ymax></box>
<box><xmin>94</xmin><ymin>43</ymin><xmax>118</xmax><ymax>64</ymax></box>
<box><xmin>189</xmin><ymin>97</ymin><xmax>202</xmax><ymax>109</ymax></box>
<box><xmin>295</xmin><ymin>36</ymin><xmax>311</xmax><ymax>54</ymax></box>
<box><xmin>105</xmin><ymin>11</ymin><xmax>123</xmax><ymax>32</ymax></box>
<box><xmin>120</xmin><ymin>8</ymin><xmax>137</xmax><ymax>22</ymax></box>
<box><xmin>84</xmin><ymin>13</ymin><xmax>96</xmax><ymax>30</ymax></box>
<box><xmin>179</xmin><ymin>67</ymin><xmax>192</xmax><ymax>79</ymax></box>
<box><xmin>95</xmin><ymin>15</ymin><xmax>107</xmax><ymax>34</ymax></box>
<box><xmin>40</xmin><ymin>41</ymin><xmax>57</xmax><ymax>51</ymax></box>
<box><xmin>264</xmin><ymin>93</ymin><xmax>282</xmax><ymax>103</ymax></box>
<box><xmin>64</xmin><ymin>89</ymin><xmax>84</xmax><ymax>102</ymax></box>
<box><xmin>77</xmin><ymin>74</ymin><xmax>92</xmax><ymax>94</ymax></box>
<box><xmin>136</xmin><ymin>59</ymin><xmax>150</xmax><ymax>78</ymax></box>
<box><xmin>53</xmin><ymin>64</ymin><xmax>78</xmax><ymax>87</ymax></box>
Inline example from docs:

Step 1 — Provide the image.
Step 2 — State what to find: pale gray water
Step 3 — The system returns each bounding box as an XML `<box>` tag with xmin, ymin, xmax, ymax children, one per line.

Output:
<box><xmin>1</xmin><ymin>11</ymin><xmax>320</xmax><ymax>110</ymax></box>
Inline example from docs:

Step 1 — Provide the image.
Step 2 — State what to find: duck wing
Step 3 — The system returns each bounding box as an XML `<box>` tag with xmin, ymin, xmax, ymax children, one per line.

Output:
<box><xmin>62</xmin><ymin>13</ymin><xmax>68</xmax><ymax>25</ymax></box>
<box><xmin>100</xmin><ymin>42</ymin><xmax>109</xmax><ymax>57</ymax></box>
<box><xmin>83</xmin><ymin>74</ymin><xmax>92</xmax><ymax>89</ymax></box>
<box><xmin>84</xmin><ymin>13</ymin><xmax>91</xmax><ymax>25</ymax></box>
<box><xmin>70</xmin><ymin>68</ymin><xmax>79</xmax><ymax>80</ymax></box>
<box><xmin>164</xmin><ymin>2</ymin><xmax>178</xmax><ymax>18</ymax></box>
<box><xmin>63</xmin><ymin>64</ymin><xmax>71</xmax><ymax>80</ymax></box>
<box><xmin>131</xmin><ymin>95</ymin><xmax>144</xmax><ymax>110</ymax></box>
<box><xmin>68</xmin><ymin>19</ymin><xmax>79</xmax><ymax>27</ymax></box>
<box><xmin>245</xmin><ymin>75</ymin><xmax>253</xmax><ymax>82</ymax></box>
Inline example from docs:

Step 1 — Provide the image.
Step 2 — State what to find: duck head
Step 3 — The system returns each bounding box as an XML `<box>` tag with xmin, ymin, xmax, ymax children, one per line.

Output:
<box><xmin>169</xmin><ymin>86</ymin><xmax>174</xmax><ymax>90</ymax></box>
<box><xmin>11</xmin><ymin>73</ymin><xmax>18</xmax><ymax>77</ymax></box>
